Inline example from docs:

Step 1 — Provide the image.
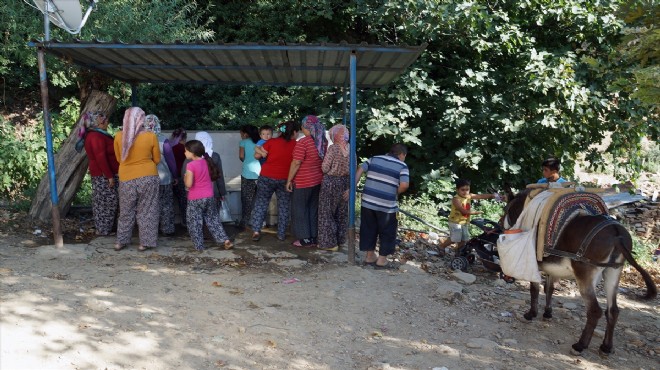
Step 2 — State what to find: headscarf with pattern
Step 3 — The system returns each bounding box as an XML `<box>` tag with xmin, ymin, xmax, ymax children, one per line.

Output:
<box><xmin>329</xmin><ymin>124</ymin><xmax>349</xmax><ymax>157</ymax></box>
<box><xmin>144</xmin><ymin>114</ymin><xmax>162</xmax><ymax>135</ymax></box>
<box><xmin>75</xmin><ymin>111</ymin><xmax>109</xmax><ymax>153</ymax></box>
<box><xmin>195</xmin><ymin>131</ymin><xmax>214</xmax><ymax>157</ymax></box>
<box><xmin>301</xmin><ymin>115</ymin><xmax>327</xmax><ymax>159</ymax></box>
<box><xmin>121</xmin><ymin>107</ymin><xmax>146</xmax><ymax>161</ymax></box>
<box><xmin>76</xmin><ymin>111</ymin><xmax>106</xmax><ymax>138</ymax></box>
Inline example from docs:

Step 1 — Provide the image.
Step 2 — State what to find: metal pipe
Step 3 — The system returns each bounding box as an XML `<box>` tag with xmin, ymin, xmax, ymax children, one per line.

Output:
<box><xmin>37</xmin><ymin>47</ymin><xmax>63</xmax><ymax>247</ymax></box>
<box><xmin>347</xmin><ymin>52</ymin><xmax>357</xmax><ymax>265</ymax></box>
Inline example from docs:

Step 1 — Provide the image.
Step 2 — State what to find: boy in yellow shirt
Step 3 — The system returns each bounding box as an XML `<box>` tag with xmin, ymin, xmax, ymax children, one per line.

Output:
<box><xmin>438</xmin><ymin>178</ymin><xmax>496</xmax><ymax>254</ymax></box>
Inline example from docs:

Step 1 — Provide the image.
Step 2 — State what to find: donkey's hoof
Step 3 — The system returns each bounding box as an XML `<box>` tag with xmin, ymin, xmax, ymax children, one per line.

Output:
<box><xmin>598</xmin><ymin>345</ymin><xmax>613</xmax><ymax>357</ymax></box>
<box><xmin>570</xmin><ymin>344</ymin><xmax>585</xmax><ymax>356</ymax></box>
<box><xmin>523</xmin><ymin>312</ymin><xmax>535</xmax><ymax>321</ymax></box>
<box><xmin>542</xmin><ymin>312</ymin><xmax>553</xmax><ymax>320</ymax></box>
<box><xmin>569</xmin><ymin>347</ymin><xmax>583</xmax><ymax>356</ymax></box>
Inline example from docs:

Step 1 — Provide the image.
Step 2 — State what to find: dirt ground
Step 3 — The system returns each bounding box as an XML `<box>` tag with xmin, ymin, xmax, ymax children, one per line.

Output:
<box><xmin>1</xmin><ymin>210</ymin><xmax>659</xmax><ymax>370</ymax></box>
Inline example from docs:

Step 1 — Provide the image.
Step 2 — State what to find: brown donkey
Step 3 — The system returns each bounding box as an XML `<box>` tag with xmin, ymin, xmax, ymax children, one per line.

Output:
<box><xmin>502</xmin><ymin>188</ymin><xmax>657</xmax><ymax>356</ymax></box>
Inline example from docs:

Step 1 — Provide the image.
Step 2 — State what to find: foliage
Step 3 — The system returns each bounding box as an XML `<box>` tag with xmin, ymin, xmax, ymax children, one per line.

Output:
<box><xmin>2</xmin><ymin>0</ymin><xmax>659</xmax><ymax>207</ymax></box>
<box><xmin>0</xmin><ymin>98</ymin><xmax>78</xmax><ymax>198</ymax></box>
<box><xmin>616</xmin><ymin>1</ymin><xmax>660</xmax><ymax>109</ymax></box>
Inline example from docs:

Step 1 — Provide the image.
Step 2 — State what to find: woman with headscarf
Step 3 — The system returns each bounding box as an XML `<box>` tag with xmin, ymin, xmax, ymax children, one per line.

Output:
<box><xmin>285</xmin><ymin>115</ymin><xmax>328</xmax><ymax>247</ymax></box>
<box><xmin>113</xmin><ymin>107</ymin><xmax>161</xmax><ymax>251</ymax></box>
<box><xmin>238</xmin><ymin>124</ymin><xmax>261</xmax><ymax>231</ymax></box>
<box><xmin>144</xmin><ymin>114</ymin><xmax>178</xmax><ymax>236</ymax></box>
<box><xmin>170</xmin><ymin>127</ymin><xmax>188</xmax><ymax>226</ymax></box>
<box><xmin>76</xmin><ymin>111</ymin><xmax>119</xmax><ymax>236</ymax></box>
<box><xmin>316</xmin><ymin>124</ymin><xmax>351</xmax><ymax>251</ymax></box>
<box><xmin>251</xmin><ymin>120</ymin><xmax>301</xmax><ymax>242</ymax></box>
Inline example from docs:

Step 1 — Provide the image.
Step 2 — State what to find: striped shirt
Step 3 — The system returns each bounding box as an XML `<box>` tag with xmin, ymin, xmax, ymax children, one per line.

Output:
<box><xmin>360</xmin><ymin>154</ymin><xmax>409</xmax><ymax>213</ymax></box>
<box><xmin>292</xmin><ymin>136</ymin><xmax>325</xmax><ymax>188</ymax></box>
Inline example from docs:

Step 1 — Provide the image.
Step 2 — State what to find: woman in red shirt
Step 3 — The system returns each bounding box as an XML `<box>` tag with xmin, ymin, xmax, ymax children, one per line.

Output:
<box><xmin>286</xmin><ymin>115</ymin><xmax>327</xmax><ymax>247</ymax></box>
<box><xmin>76</xmin><ymin>111</ymin><xmax>119</xmax><ymax>236</ymax></box>
<box><xmin>250</xmin><ymin>120</ymin><xmax>301</xmax><ymax>242</ymax></box>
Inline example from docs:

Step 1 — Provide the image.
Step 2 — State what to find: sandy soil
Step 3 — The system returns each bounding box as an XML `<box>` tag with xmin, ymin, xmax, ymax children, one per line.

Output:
<box><xmin>1</xmin><ymin>216</ymin><xmax>658</xmax><ymax>370</ymax></box>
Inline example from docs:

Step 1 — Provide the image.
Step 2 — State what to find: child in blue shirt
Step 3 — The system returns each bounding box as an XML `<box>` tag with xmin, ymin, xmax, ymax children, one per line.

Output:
<box><xmin>255</xmin><ymin>125</ymin><xmax>273</xmax><ymax>165</ymax></box>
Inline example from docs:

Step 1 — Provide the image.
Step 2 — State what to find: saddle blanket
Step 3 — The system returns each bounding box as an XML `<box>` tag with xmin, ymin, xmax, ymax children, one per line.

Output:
<box><xmin>506</xmin><ymin>187</ymin><xmax>609</xmax><ymax>261</ymax></box>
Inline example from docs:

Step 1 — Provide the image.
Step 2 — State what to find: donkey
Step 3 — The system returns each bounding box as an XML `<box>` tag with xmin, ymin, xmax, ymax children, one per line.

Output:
<box><xmin>502</xmin><ymin>188</ymin><xmax>657</xmax><ymax>356</ymax></box>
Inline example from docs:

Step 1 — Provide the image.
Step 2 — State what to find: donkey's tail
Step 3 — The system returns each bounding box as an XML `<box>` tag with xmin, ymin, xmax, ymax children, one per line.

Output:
<box><xmin>614</xmin><ymin>224</ymin><xmax>658</xmax><ymax>300</ymax></box>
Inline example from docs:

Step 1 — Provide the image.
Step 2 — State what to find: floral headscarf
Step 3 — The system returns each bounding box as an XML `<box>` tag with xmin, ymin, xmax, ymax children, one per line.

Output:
<box><xmin>195</xmin><ymin>131</ymin><xmax>214</xmax><ymax>157</ymax></box>
<box><xmin>121</xmin><ymin>107</ymin><xmax>146</xmax><ymax>161</ymax></box>
<box><xmin>329</xmin><ymin>124</ymin><xmax>349</xmax><ymax>157</ymax></box>
<box><xmin>144</xmin><ymin>114</ymin><xmax>162</xmax><ymax>135</ymax></box>
<box><xmin>76</xmin><ymin>111</ymin><xmax>105</xmax><ymax>138</ymax></box>
<box><xmin>301</xmin><ymin>115</ymin><xmax>327</xmax><ymax>159</ymax></box>
<box><xmin>75</xmin><ymin>111</ymin><xmax>108</xmax><ymax>153</ymax></box>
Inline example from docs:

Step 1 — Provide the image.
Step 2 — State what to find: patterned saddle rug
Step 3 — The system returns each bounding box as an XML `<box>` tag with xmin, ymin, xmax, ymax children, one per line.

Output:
<box><xmin>536</xmin><ymin>191</ymin><xmax>609</xmax><ymax>260</ymax></box>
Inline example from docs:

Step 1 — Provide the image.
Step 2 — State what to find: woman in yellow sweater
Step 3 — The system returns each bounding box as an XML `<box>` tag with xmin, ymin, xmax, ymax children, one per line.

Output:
<box><xmin>113</xmin><ymin>107</ymin><xmax>161</xmax><ymax>251</ymax></box>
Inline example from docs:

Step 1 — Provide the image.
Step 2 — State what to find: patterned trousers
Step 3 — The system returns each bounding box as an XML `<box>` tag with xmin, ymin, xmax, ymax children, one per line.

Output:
<box><xmin>250</xmin><ymin>176</ymin><xmax>290</xmax><ymax>239</ymax></box>
<box><xmin>317</xmin><ymin>175</ymin><xmax>349</xmax><ymax>249</ymax></box>
<box><xmin>291</xmin><ymin>184</ymin><xmax>320</xmax><ymax>240</ymax></box>
<box><xmin>116</xmin><ymin>175</ymin><xmax>160</xmax><ymax>247</ymax></box>
<box><xmin>158</xmin><ymin>184</ymin><xmax>175</xmax><ymax>234</ymax></box>
<box><xmin>91</xmin><ymin>175</ymin><xmax>118</xmax><ymax>235</ymax></box>
<box><xmin>187</xmin><ymin>197</ymin><xmax>229</xmax><ymax>250</ymax></box>
<box><xmin>239</xmin><ymin>176</ymin><xmax>258</xmax><ymax>228</ymax></box>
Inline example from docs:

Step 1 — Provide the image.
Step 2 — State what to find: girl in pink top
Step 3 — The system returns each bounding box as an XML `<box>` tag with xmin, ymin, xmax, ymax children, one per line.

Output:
<box><xmin>184</xmin><ymin>140</ymin><xmax>232</xmax><ymax>251</ymax></box>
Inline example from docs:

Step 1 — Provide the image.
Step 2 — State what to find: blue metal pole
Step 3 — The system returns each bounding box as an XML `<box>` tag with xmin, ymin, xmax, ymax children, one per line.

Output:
<box><xmin>347</xmin><ymin>52</ymin><xmax>357</xmax><ymax>264</ymax></box>
<box><xmin>37</xmin><ymin>47</ymin><xmax>63</xmax><ymax>247</ymax></box>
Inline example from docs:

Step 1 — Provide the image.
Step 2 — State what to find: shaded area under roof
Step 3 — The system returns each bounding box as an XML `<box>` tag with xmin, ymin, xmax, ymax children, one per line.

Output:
<box><xmin>29</xmin><ymin>40</ymin><xmax>427</xmax><ymax>88</ymax></box>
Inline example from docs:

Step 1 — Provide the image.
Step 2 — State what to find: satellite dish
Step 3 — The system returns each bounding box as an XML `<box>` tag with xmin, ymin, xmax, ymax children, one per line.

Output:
<box><xmin>31</xmin><ymin>0</ymin><xmax>97</xmax><ymax>35</ymax></box>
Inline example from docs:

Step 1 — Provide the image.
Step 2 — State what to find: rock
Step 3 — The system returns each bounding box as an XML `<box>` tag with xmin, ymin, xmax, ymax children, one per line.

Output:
<box><xmin>466</xmin><ymin>338</ymin><xmax>499</xmax><ymax>350</ymax></box>
<box><xmin>452</xmin><ymin>271</ymin><xmax>476</xmax><ymax>284</ymax></box>
<box><xmin>435</xmin><ymin>281</ymin><xmax>464</xmax><ymax>303</ymax></box>
<box><xmin>503</xmin><ymin>338</ymin><xmax>518</xmax><ymax>346</ymax></box>
<box><xmin>435</xmin><ymin>345</ymin><xmax>460</xmax><ymax>356</ymax></box>
<box><xmin>562</xmin><ymin>302</ymin><xmax>578</xmax><ymax>310</ymax></box>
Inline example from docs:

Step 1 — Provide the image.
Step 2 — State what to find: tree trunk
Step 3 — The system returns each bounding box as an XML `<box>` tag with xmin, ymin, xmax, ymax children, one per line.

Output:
<box><xmin>29</xmin><ymin>90</ymin><xmax>117</xmax><ymax>222</ymax></box>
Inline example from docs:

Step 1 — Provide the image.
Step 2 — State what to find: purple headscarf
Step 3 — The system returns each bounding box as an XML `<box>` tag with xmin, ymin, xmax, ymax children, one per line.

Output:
<box><xmin>301</xmin><ymin>115</ymin><xmax>327</xmax><ymax>159</ymax></box>
<box><xmin>121</xmin><ymin>107</ymin><xmax>146</xmax><ymax>161</ymax></box>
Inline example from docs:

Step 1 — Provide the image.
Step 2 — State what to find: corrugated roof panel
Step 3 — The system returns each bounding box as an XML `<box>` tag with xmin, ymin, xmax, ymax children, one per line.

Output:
<box><xmin>29</xmin><ymin>40</ymin><xmax>426</xmax><ymax>88</ymax></box>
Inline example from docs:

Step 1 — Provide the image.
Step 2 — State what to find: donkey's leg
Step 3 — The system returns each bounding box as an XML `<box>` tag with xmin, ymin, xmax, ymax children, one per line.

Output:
<box><xmin>543</xmin><ymin>275</ymin><xmax>555</xmax><ymax>319</ymax></box>
<box><xmin>524</xmin><ymin>282</ymin><xmax>540</xmax><ymax>320</ymax></box>
<box><xmin>599</xmin><ymin>267</ymin><xmax>622</xmax><ymax>355</ymax></box>
<box><xmin>571</xmin><ymin>269</ymin><xmax>603</xmax><ymax>355</ymax></box>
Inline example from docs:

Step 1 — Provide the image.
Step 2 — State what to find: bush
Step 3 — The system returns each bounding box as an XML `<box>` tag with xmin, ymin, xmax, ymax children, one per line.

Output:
<box><xmin>0</xmin><ymin>98</ymin><xmax>78</xmax><ymax>199</ymax></box>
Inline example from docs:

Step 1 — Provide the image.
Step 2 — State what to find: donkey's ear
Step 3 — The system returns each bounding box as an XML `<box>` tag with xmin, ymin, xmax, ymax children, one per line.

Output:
<box><xmin>503</xmin><ymin>182</ymin><xmax>515</xmax><ymax>201</ymax></box>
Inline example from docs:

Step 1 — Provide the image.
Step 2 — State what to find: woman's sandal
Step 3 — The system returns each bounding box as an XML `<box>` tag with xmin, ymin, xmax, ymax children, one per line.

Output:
<box><xmin>114</xmin><ymin>243</ymin><xmax>126</xmax><ymax>251</ymax></box>
<box><xmin>223</xmin><ymin>240</ymin><xmax>233</xmax><ymax>250</ymax></box>
<box><xmin>252</xmin><ymin>233</ymin><xmax>261</xmax><ymax>242</ymax></box>
<box><xmin>137</xmin><ymin>245</ymin><xmax>150</xmax><ymax>252</ymax></box>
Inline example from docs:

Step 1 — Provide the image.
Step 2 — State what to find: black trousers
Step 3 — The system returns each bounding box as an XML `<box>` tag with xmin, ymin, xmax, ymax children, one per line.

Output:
<box><xmin>359</xmin><ymin>207</ymin><xmax>398</xmax><ymax>256</ymax></box>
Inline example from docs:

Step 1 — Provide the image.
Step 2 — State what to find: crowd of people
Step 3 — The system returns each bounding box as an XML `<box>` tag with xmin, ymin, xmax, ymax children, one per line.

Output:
<box><xmin>78</xmin><ymin>108</ymin><xmax>376</xmax><ymax>254</ymax></box>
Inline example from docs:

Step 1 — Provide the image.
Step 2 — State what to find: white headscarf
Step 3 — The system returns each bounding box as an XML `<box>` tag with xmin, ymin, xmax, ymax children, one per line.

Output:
<box><xmin>195</xmin><ymin>131</ymin><xmax>213</xmax><ymax>156</ymax></box>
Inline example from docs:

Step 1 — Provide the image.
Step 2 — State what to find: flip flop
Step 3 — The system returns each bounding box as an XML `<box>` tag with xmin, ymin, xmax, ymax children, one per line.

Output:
<box><xmin>362</xmin><ymin>260</ymin><xmax>377</xmax><ymax>267</ymax></box>
<box><xmin>223</xmin><ymin>240</ymin><xmax>234</xmax><ymax>250</ymax></box>
<box><xmin>252</xmin><ymin>233</ymin><xmax>261</xmax><ymax>242</ymax></box>
<box><xmin>114</xmin><ymin>243</ymin><xmax>126</xmax><ymax>251</ymax></box>
<box><xmin>374</xmin><ymin>262</ymin><xmax>398</xmax><ymax>270</ymax></box>
<box><xmin>137</xmin><ymin>245</ymin><xmax>150</xmax><ymax>252</ymax></box>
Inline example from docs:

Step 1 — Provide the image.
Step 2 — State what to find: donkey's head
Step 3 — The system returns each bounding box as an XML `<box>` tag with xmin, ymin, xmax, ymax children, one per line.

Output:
<box><xmin>500</xmin><ymin>184</ymin><xmax>529</xmax><ymax>228</ymax></box>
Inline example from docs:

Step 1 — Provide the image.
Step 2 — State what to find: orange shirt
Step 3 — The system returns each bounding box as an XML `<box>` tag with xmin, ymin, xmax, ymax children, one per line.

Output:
<box><xmin>114</xmin><ymin>131</ymin><xmax>160</xmax><ymax>182</ymax></box>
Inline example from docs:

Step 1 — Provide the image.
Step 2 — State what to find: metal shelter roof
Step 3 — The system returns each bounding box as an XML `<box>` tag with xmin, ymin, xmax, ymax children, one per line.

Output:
<box><xmin>29</xmin><ymin>40</ymin><xmax>427</xmax><ymax>88</ymax></box>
